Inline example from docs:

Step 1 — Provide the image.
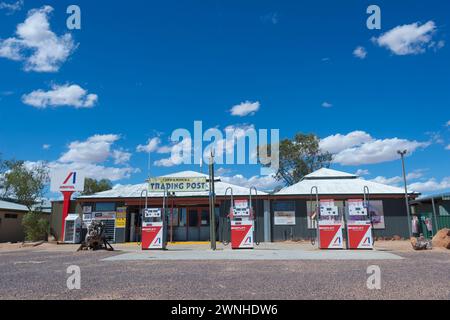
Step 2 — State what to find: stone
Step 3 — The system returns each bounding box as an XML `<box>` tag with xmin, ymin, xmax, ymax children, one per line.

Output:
<box><xmin>432</xmin><ymin>229</ymin><xmax>450</xmax><ymax>249</ymax></box>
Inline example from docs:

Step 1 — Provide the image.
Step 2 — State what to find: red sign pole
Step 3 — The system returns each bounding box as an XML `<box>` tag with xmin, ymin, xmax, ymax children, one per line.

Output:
<box><xmin>60</xmin><ymin>191</ymin><xmax>74</xmax><ymax>241</ymax></box>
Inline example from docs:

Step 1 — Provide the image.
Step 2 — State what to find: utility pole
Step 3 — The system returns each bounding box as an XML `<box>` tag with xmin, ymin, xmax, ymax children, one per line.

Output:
<box><xmin>208</xmin><ymin>150</ymin><xmax>217</xmax><ymax>250</ymax></box>
<box><xmin>398</xmin><ymin>150</ymin><xmax>412</xmax><ymax>238</ymax></box>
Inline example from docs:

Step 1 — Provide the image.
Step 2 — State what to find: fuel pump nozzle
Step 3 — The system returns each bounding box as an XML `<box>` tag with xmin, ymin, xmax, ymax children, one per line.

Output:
<box><xmin>249</xmin><ymin>186</ymin><xmax>259</xmax><ymax>246</ymax></box>
<box><xmin>364</xmin><ymin>185</ymin><xmax>375</xmax><ymax>245</ymax></box>
<box><xmin>223</xmin><ymin>187</ymin><xmax>234</xmax><ymax>246</ymax></box>
<box><xmin>310</xmin><ymin>186</ymin><xmax>319</xmax><ymax>246</ymax></box>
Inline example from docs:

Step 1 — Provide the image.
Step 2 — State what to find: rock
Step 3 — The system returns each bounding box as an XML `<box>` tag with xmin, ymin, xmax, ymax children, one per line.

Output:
<box><xmin>432</xmin><ymin>229</ymin><xmax>450</xmax><ymax>249</ymax></box>
<box><xmin>393</xmin><ymin>235</ymin><xmax>402</xmax><ymax>241</ymax></box>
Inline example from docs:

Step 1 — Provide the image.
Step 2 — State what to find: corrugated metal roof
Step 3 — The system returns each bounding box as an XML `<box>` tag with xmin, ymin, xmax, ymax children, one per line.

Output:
<box><xmin>304</xmin><ymin>168</ymin><xmax>357</xmax><ymax>179</ymax></box>
<box><xmin>276</xmin><ymin>168</ymin><xmax>413</xmax><ymax>196</ymax></box>
<box><xmin>0</xmin><ymin>200</ymin><xmax>28</xmax><ymax>212</ymax></box>
<box><xmin>414</xmin><ymin>192</ymin><xmax>450</xmax><ymax>202</ymax></box>
<box><xmin>77</xmin><ymin>170</ymin><xmax>267</xmax><ymax>199</ymax></box>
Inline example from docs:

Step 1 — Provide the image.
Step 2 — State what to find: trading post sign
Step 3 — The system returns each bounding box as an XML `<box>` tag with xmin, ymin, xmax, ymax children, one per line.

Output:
<box><xmin>148</xmin><ymin>177</ymin><xmax>208</xmax><ymax>193</ymax></box>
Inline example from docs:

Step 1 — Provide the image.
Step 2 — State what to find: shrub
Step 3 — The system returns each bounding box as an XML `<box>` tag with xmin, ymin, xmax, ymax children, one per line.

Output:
<box><xmin>22</xmin><ymin>212</ymin><xmax>49</xmax><ymax>241</ymax></box>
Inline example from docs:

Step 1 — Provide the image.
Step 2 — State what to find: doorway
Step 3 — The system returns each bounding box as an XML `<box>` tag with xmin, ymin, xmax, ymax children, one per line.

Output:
<box><xmin>170</xmin><ymin>207</ymin><xmax>211</xmax><ymax>241</ymax></box>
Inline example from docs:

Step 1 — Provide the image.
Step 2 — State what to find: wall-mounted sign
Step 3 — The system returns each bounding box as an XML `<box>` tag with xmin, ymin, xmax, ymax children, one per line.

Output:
<box><xmin>148</xmin><ymin>177</ymin><xmax>208</xmax><ymax>193</ymax></box>
<box><xmin>82</xmin><ymin>206</ymin><xmax>92</xmax><ymax>214</ymax></box>
<box><xmin>274</xmin><ymin>211</ymin><xmax>296</xmax><ymax>225</ymax></box>
<box><xmin>50</xmin><ymin>169</ymin><xmax>86</xmax><ymax>192</ymax></box>
<box><xmin>116</xmin><ymin>207</ymin><xmax>127</xmax><ymax>228</ymax></box>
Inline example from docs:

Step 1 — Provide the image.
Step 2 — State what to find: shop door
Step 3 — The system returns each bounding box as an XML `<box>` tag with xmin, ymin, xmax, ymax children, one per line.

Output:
<box><xmin>187</xmin><ymin>209</ymin><xmax>200</xmax><ymax>241</ymax></box>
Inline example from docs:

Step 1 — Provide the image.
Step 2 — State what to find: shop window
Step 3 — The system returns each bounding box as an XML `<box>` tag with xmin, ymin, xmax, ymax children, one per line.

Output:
<box><xmin>200</xmin><ymin>209</ymin><xmax>209</xmax><ymax>226</ymax></box>
<box><xmin>95</xmin><ymin>202</ymin><xmax>116</xmax><ymax>212</ymax></box>
<box><xmin>169</xmin><ymin>208</ymin><xmax>179</xmax><ymax>226</ymax></box>
<box><xmin>179</xmin><ymin>208</ymin><xmax>187</xmax><ymax>226</ymax></box>
<box><xmin>5</xmin><ymin>213</ymin><xmax>18</xmax><ymax>219</ymax></box>
<box><xmin>439</xmin><ymin>205</ymin><xmax>449</xmax><ymax>216</ymax></box>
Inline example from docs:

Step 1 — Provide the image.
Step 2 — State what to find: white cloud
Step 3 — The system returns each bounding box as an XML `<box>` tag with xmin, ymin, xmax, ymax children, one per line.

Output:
<box><xmin>230</xmin><ymin>101</ymin><xmax>260</xmax><ymax>117</ymax></box>
<box><xmin>446</xmin><ymin>145</ymin><xmax>450</xmax><ymax>151</ymax></box>
<box><xmin>321</xmin><ymin>101</ymin><xmax>333</xmax><ymax>108</ymax></box>
<box><xmin>353</xmin><ymin>46</ymin><xmax>367</xmax><ymax>59</ymax></box>
<box><xmin>320</xmin><ymin>131</ymin><xmax>372</xmax><ymax>154</ymax></box>
<box><xmin>371</xmin><ymin>170</ymin><xmax>424</xmax><ymax>187</ymax></box>
<box><xmin>446</xmin><ymin>120</ymin><xmax>450</xmax><ymax>127</ymax></box>
<box><xmin>42</xmin><ymin>144</ymin><xmax>51</xmax><ymax>150</ymax></box>
<box><xmin>154</xmin><ymin>137</ymin><xmax>192</xmax><ymax>167</ymax></box>
<box><xmin>373</xmin><ymin>21</ymin><xmax>443</xmax><ymax>55</ymax></box>
<box><xmin>136</xmin><ymin>137</ymin><xmax>161</xmax><ymax>153</ymax></box>
<box><xmin>0</xmin><ymin>6</ymin><xmax>77</xmax><ymax>72</ymax></box>
<box><xmin>333</xmin><ymin>138</ymin><xmax>428</xmax><ymax>166</ymax></box>
<box><xmin>22</xmin><ymin>84</ymin><xmax>98</xmax><ymax>108</ymax></box>
<box><xmin>112</xmin><ymin>150</ymin><xmax>132</xmax><ymax>165</ymax></box>
<box><xmin>355</xmin><ymin>169</ymin><xmax>370</xmax><ymax>176</ymax></box>
<box><xmin>42</xmin><ymin>134</ymin><xmax>136</xmax><ymax>182</ymax></box>
<box><xmin>49</xmin><ymin>162</ymin><xmax>137</xmax><ymax>182</ymax></box>
<box><xmin>59</xmin><ymin>134</ymin><xmax>120</xmax><ymax>164</ymax></box>
<box><xmin>0</xmin><ymin>0</ymin><xmax>23</xmax><ymax>14</ymax></box>
<box><xmin>220</xmin><ymin>173</ymin><xmax>282</xmax><ymax>192</ymax></box>
<box><xmin>320</xmin><ymin>131</ymin><xmax>428</xmax><ymax>166</ymax></box>
<box><xmin>156</xmin><ymin>145</ymin><xmax>172</xmax><ymax>154</ymax></box>
<box><xmin>261</xmin><ymin>12</ymin><xmax>279</xmax><ymax>25</ymax></box>
<box><xmin>408</xmin><ymin>177</ymin><xmax>450</xmax><ymax>193</ymax></box>
<box><xmin>204</xmin><ymin>124</ymin><xmax>257</xmax><ymax>160</ymax></box>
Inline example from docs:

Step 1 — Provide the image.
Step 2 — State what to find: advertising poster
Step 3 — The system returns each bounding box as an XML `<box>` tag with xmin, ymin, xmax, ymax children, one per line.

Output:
<box><xmin>274</xmin><ymin>211</ymin><xmax>296</xmax><ymax>225</ymax></box>
<box><xmin>367</xmin><ymin>201</ymin><xmax>385</xmax><ymax>229</ymax></box>
<box><xmin>115</xmin><ymin>207</ymin><xmax>127</xmax><ymax>228</ymax></box>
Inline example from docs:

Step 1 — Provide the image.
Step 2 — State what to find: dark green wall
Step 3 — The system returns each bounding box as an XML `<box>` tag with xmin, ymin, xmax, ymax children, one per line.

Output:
<box><xmin>270</xmin><ymin>198</ymin><xmax>411</xmax><ymax>241</ymax></box>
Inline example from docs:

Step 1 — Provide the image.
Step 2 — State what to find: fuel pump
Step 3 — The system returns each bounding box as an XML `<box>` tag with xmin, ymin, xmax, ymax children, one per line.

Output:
<box><xmin>141</xmin><ymin>189</ymin><xmax>167</xmax><ymax>250</ymax></box>
<box><xmin>225</xmin><ymin>187</ymin><xmax>255</xmax><ymax>249</ymax></box>
<box><xmin>317</xmin><ymin>198</ymin><xmax>344</xmax><ymax>250</ymax></box>
<box><xmin>345</xmin><ymin>186</ymin><xmax>374</xmax><ymax>250</ymax></box>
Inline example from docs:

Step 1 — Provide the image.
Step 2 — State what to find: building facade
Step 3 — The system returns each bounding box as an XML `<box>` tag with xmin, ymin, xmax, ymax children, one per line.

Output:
<box><xmin>50</xmin><ymin>168</ymin><xmax>419</xmax><ymax>243</ymax></box>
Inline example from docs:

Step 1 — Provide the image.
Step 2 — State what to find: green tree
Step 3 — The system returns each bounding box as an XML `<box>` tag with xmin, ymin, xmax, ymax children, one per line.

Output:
<box><xmin>265</xmin><ymin>133</ymin><xmax>332</xmax><ymax>186</ymax></box>
<box><xmin>82</xmin><ymin>178</ymin><xmax>113</xmax><ymax>195</ymax></box>
<box><xmin>22</xmin><ymin>212</ymin><xmax>50</xmax><ymax>241</ymax></box>
<box><xmin>2</xmin><ymin>159</ymin><xmax>50</xmax><ymax>241</ymax></box>
<box><xmin>2</xmin><ymin>160</ymin><xmax>49</xmax><ymax>211</ymax></box>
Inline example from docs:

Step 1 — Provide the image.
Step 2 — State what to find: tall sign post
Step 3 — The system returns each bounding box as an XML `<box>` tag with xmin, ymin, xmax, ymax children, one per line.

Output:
<box><xmin>208</xmin><ymin>150</ymin><xmax>217</xmax><ymax>251</ymax></box>
<box><xmin>397</xmin><ymin>150</ymin><xmax>412</xmax><ymax>239</ymax></box>
<box><xmin>50</xmin><ymin>170</ymin><xmax>86</xmax><ymax>241</ymax></box>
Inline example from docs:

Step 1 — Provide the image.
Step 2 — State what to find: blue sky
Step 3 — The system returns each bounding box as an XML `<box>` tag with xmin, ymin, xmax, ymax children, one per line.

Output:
<box><xmin>0</xmin><ymin>0</ymin><xmax>449</xmax><ymax>195</ymax></box>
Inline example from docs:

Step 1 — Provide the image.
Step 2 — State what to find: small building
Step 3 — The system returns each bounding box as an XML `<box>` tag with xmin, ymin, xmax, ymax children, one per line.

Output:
<box><xmin>271</xmin><ymin>168</ymin><xmax>419</xmax><ymax>240</ymax></box>
<box><xmin>0</xmin><ymin>200</ymin><xmax>28</xmax><ymax>243</ymax></box>
<box><xmin>0</xmin><ymin>199</ymin><xmax>52</xmax><ymax>243</ymax></box>
<box><xmin>410</xmin><ymin>193</ymin><xmax>450</xmax><ymax>236</ymax></box>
